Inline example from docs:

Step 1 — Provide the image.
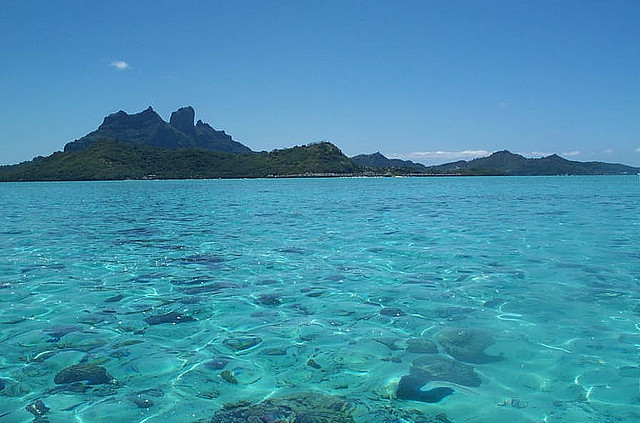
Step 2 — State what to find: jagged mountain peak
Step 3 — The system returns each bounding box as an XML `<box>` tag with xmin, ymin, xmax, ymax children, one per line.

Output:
<box><xmin>64</xmin><ymin>106</ymin><xmax>252</xmax><ymax>154</ymax></box>
<box><xmin>100</xmin><ymin>106</ymin><xmax>163</xmax><ymax>129</ymax></box>
<box><xmin>169</xmin><ymin>106</ymin><xmax>196</xmax><ymax>138</ymax></box>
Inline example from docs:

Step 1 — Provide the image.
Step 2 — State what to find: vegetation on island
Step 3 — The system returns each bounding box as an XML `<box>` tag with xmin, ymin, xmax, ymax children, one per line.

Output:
<box><xmin>1</xmin><ymin>106</ymin><xmax>638</xmax><ymax>181</ymax></box>
<box><xmin>351</xmin><ymin>152</ymin><xmax>429</xmax><ymax>173</ymax></box>
<box><xmin>422</xmin><ymin>150</ymin><xmax>640</xmax><ymax>176</ymax></box>
<box><xmin>0</xmin><ymin>140</ymin><xmax>360</xmax><ymax>181</ymax></box>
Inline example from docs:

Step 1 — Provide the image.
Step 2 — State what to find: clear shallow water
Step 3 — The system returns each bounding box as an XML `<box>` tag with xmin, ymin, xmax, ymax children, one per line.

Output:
<box><xmin>0</xmin><ymin>176</ymin><xmax>638</xmax><ymax>422</ymax></box>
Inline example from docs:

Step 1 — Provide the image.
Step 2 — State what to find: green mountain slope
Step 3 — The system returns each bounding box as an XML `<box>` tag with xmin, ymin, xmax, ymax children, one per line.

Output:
<box><xmin>424</xmin><ymin>150</ymin><xmax>639</xmax><ymax>175</ymax></box>
<box><xmin>3</xmin><ymin>104</ymin><xmax>639</xmax><ymax>181</ymax></box>
<box><xmin>350</xmin><ymin>152</ymin><xmax>428</xmax><ymax>172</ymax></box>
<box><xmin>0</xmin><ymin>140</ymin><xmax>360</xmax><ymax>181</ymax></box>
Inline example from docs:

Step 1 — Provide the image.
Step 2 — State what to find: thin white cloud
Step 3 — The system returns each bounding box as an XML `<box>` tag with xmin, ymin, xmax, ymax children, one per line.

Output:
<box><xmin>563</xmin><ymin>150</ymin><xmax>581</xmax><ymax>157</ymax></box>
<box><xmin>603</xmin><ymin>148</ymin><xmax>614</xmax><ymax>154</ymax></box>
<box><xmin>110</xmin><ymin>60</ymin><xmax>130</xmax><ymax>70</ymax></box>
<box><xmin>391</xmin><ymin>150</ymin><xmax>490</xmax><ymax>161</ymax></box>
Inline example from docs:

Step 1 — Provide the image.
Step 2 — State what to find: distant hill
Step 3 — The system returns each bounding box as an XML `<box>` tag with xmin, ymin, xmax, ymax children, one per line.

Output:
<box><xmin>423</xmin><ymin>150</ymin><xmax>639</xmax><ymax>176</ymax></box>
<box><xmin>2</xmin><ymin>146</ymin><xmax>637</xmax><ymax>181</ymax></box>
<box><xmin>350</xmin><ymin>152</ymin><xmax>428</xmax><ymax>172</ymax></box>
<box><xmin>2</xmin><ymin>105</ymin><xmax>638</xmax><ymax>181</ymax></box>
<box><xmin>63</xmin><ymin>106</ymin><xmax>252</xmax><ymax>155</ymax></box>
<box><xmin>0</xmin><ymin>140</ymin><xmax>360</xmax><ymax>181</ymax></box>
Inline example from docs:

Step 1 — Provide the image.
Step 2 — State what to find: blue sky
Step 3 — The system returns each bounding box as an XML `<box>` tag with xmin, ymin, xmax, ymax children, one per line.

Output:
<box><xmin>1</xmin><ymin>0</ymin><xmax>639</xmax><ymax>166</ymax></box>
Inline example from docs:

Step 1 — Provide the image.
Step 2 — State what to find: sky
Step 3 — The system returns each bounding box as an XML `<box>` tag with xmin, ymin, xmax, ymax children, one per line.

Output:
<box><xmin>1</xmin><ymin>0</ymin><xmax>639</xmax><ymax>166</ymax></box>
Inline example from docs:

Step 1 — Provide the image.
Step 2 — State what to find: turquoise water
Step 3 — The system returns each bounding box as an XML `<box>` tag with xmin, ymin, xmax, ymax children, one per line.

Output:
<box><xmin>0</xmin><ymin>176</ymin><xmax>638</xmax><ymax>422</ymax></box>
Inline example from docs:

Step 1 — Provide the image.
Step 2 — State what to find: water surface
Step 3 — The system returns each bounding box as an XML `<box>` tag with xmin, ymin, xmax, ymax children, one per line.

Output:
<box><xmin>1</xmin><ymin>177</ymin><xmax>639</xmax><ymax>422</ymax></box>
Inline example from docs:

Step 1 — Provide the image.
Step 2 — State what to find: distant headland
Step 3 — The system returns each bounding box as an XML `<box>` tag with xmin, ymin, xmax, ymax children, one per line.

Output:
<box><xmin>1</xmin><ymin>106</ymin><xmax>638</xmax><ymax>181</ymax></box>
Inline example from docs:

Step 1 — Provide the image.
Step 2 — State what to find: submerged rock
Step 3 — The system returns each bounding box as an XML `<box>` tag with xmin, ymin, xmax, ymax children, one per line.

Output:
<box><xmin>396</xmin><ymin>375</ymin><xmax>454</xmax><ymax>403</ymax></box>
<box><xmin>256</xmin><ymin>293</ymin><xmax>283</xmax><ymax>306</ymax></box>
<box><xmin>181</xmin><ymin>285</ymin><xmax>219</xmax><ymax>295</ymax></box>
<box><xmin>374</xmin><ymin>337</ymin><xmax>402</xmax><ymax>351</ymax></box>
<box><xmin>131</xmin><ymin>396</ymin><xmax>154</xmax><ymax>408</ymax></box>
<box><xmin>619</xmin><ymin>365</ymin><xmax>640</xmax><ymax>377</ymax></box>
<box><xmin>205</xmin><ymin>357</ymin><xmax>231</xmax><ymax>370</ymax></box>
<box><xmin>196</xmin><ymin>392</ymin><xmax>355</xmax><ymax>423</ymax></box>
<box><xmin>182</xmin><ymin>283</ymin><xmax>232</xmax><ymax>295</ymax></box>
<box><xmin>220</xmin><ymin>370</ymin><xmax>238</xmax><ymax>384</ymax></box>
<box><xmin>411</xmin><ymin>355</ymin><xmax>482</xmax><ymax>387</ymax></box>
<box><xmin>57</xmin><ymin>337</ymin><xmax>107</xmax><ymax>352</ymax></box>
<box><xmin>434</xmin><ymin>306</ymin><xmax>475</xmax><ymax>321</ymax></box>
<box><xmin>406</xmin><ymin>338</ymin><xmax>438</xmax><ymax>354</ymax></box>
<box><xmin>261</xmin><ymin>347</ymin><xmax>288</xmax><ymax>356</ymax></box>
<box><xmin>25</xmin><ymin>399</ymin><xmax>50</xmax><ymax>417</ymax></box>
<box><xmin>44</xmin><ymin>325</ymin><xmax>82</xmax><ymax>342</ymax></box>
<box><xmin>497</xmin><ymin>398</ymin><xmax>529</xmax><ymax>409</ymax></box>
<box><xmin>104</xmin><ymin>294</ymin><xmax>125</xmax><ymax>303</ymax></box>
<box><xmin>1</xmin><ymin>380</ymin><xmax>30</xmax><ymax>397</ymax></box>
<box><xmin>380</xmin><ymin>307</ymin><xmax>406</xmax><ymax>317</ymax></box>
<box><xmin>223</xmin><ymin>336</ymin><xmax>262</xmax><ymax>352</ymax></box>
<box><xmin>144</xmin><ymin>311</ymin><xmax>196</xmax><ymax>325</ymax></box>
<box><xmin>54</xmin><ymin>363</ymin><xmax>114</xmax><ymax>385</ymax></box>
<box><xmin>483</xmin><ymin>298</ymin><xmax>503</xmax><ymax>308</ymax></box>
<box><xmin>396</xmin><ymin>355</ymin><xmax>481</xmax><ymax>404</ymax></box>
<box><xmin>436</xmin><ymin>328</ymin><xmax>502</xmax><ymax>364</ymax></box>
<box><xmin>307</xmin><ymin>358</ymin><xmax>322</xmax><ymax>369</ymax></box>
<box><xmin>135</xmin><ymin>388</ymin><xmax>165</xmax><ymax>397</ymax></box>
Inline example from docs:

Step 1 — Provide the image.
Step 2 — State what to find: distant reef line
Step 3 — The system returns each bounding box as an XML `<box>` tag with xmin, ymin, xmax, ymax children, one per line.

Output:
<box><xmin>1</xmin><ymin>106</ymin><xmax>638</xmax><ymax>181</ymax></box>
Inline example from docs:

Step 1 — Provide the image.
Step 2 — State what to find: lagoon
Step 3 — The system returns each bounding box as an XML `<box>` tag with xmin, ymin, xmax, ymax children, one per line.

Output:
<box><xmin>0</xmin><ymin>176</ymin><xmax>639</xmax><ymax>422</ymax></box>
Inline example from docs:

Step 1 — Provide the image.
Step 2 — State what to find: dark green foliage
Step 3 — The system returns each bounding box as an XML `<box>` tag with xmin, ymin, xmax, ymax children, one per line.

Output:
<box><xmin>7</xmin><ymin>105</ymin><xmax>637</xmax><ymax>179</ymax></box>
<box><xmin>351</xmin><ymin>150</ymin><xmax>639</xmax><ymax>176</ymax></box>
<box><xmin>2</xmin><ymin>142</ymin><xmax>637</xmax><ymax>181</ymax></box>
<box><xmin>351</xmin><ymin>152</ymin><xmax>428</xmax><ymax>172</ymax></box>
<box><xmin>0</xmin><ymin>140</ymin><xmax>361</xmax><ymax>181</ymax></box>
<box><xmin>423</xmin><ymin>150</ymin><xmax>640</xmax><ymax>176</ymax></box>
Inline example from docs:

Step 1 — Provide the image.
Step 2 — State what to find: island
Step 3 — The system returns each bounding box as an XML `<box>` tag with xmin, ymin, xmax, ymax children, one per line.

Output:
<box><xmin>1</xmin><ymin>106</ymin><xmax>638</xmax><ymax>181</ymax></box>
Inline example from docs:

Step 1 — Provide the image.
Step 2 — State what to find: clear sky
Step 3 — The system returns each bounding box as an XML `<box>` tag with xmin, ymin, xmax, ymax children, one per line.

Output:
<box><xmin>1</xmin><ymin>0</ymin><xmax>639</xmax><ymax>166</ymax></box>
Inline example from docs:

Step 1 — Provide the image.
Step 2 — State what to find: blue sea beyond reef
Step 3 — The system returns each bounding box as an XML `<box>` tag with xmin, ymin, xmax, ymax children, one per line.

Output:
<box><xmin>0</xmin><ymin>176</ymin><xmax>639</xmax><ymax>422</ymax></box>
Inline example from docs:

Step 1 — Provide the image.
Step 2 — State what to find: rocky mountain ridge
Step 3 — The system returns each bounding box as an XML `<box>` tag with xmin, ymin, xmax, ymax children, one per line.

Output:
<box><xmin>1</xmin><ymin>106</ymin><xmax>638</xmax><ymax>181</ymax></box>
<box><xmin>63</xmin><ymin>106</ymin><xmax>252</xmax><ymax>155</ymax></box>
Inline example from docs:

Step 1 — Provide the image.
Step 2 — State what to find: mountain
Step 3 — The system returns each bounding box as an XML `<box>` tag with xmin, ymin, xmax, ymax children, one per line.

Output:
<box><xmin>63</xmin><ymin>106</ymin><xmax>252</xmax><ymax>155</ymax></box>
<box><xmin>0</xmin><ymin>140</ymin><xmax>360</xmax><ymax>181</ymax></box>
<box><xmin>2</xmin><ymin>146</ymin><xmax>637</xmax><ymax>181</ymax></box>
<box><xmin>2</xmin><ymin>105</ymin><xmax>638</xmax><ymax>180</ymax></box>
<box><xmin>423</xmin><ymin>150</ymin><xmax>639</xmax><ymax>175</ymax></box>
<box><xmin>350</xmin><ymin>152</ymin><xmax>428</xmax><ymax>172</ymax></box>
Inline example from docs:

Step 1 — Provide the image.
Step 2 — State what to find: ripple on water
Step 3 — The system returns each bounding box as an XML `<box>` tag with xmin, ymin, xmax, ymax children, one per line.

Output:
<box><xmin>0</xmin><ymin>177</ymin><xmax>638</xmax><ymax>422</ymax></box>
